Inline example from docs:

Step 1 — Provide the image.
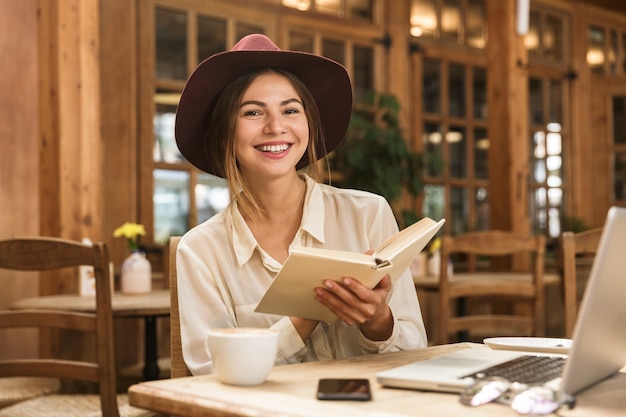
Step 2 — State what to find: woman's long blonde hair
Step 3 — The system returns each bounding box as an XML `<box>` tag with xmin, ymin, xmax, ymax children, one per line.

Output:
<box><xmin>203</xmin><ymin>68</ymin><xmax>326</xmax><ymax>223</ymax></box>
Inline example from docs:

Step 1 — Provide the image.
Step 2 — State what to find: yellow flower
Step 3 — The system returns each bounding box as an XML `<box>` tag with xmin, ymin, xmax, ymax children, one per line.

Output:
<box><xmin>113</xmin><ymin>222</ymin><xmax>146</xmax><ymax>252</ymax></box>
<box><xmin>429</xmin><ymin>237</ymin><xmax>441</xmax><ymax>255</ymax></box>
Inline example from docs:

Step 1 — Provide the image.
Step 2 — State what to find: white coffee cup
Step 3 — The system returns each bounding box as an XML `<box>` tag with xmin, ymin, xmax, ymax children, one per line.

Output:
<box><xmin>207</xmin><ymin>327</ymin><xmax>279</xmax><ymax>386</ymax></box>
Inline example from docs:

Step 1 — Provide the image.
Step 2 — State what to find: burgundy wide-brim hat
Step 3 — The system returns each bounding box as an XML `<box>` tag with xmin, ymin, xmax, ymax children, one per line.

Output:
<box><xmin>175</xmin><ymin>34</ymin><xmax>353</xmax><ymax>176</ymax></box>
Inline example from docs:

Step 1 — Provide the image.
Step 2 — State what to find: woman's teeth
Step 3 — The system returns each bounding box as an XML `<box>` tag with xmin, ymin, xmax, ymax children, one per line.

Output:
<box><xmin>257</xmin><ymin>144</ymin><xmax>290</xmax><ymax>153</ymax></box>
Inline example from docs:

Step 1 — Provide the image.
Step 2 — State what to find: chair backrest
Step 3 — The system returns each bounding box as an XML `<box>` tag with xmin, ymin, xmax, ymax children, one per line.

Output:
<box><xmin>561</xmin><ymin>228</ymin><xmax>602</xmax><ymax>338</ymax></box>
<box><xmin>0</xmin><ymin>237</ymin><xmax>119</xmax><ymax>417</ymax></box>
<box><xmin>168</xmin><ymin>236</ymin><xmax>190</xmax><ymax>378</ymax></box>
<box><xmin>438</xmin><ymin>230</ymin><xmax>546</xmax><ymax>345</ymax></box>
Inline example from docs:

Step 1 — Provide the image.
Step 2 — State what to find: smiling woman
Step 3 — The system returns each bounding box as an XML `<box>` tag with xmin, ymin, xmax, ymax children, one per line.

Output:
<box><xmin>172</xmin><ymin>34</ymin><xmax>428</xmax><ymax>376</ymax></box>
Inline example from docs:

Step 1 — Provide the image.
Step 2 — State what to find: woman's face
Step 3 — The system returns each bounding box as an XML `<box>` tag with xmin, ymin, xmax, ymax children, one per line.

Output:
<box><xmin>234</xmin><ymin>72</ymin><xmax>309</xmax><ymax>180</ymax></box>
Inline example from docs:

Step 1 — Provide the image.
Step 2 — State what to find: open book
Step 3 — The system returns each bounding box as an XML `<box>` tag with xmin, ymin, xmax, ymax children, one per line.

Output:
<box><xmin>255</xmin><ymin>217</ymin><xmax>445</xmax><ymax>324</ymax></box>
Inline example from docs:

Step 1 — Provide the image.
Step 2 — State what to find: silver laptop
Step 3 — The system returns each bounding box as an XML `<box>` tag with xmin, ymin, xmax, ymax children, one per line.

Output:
<box><xmin>377</xmin><ymin>206</ymin><xmax>626</xmax><ymax>399</ymax></box>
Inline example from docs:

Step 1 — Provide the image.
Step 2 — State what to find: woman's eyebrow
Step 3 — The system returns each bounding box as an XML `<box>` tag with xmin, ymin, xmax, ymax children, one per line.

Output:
<box><xmin>239</xmin><ymin>98</ymin><xmax>302</xmax><ymax>108</ymax></box>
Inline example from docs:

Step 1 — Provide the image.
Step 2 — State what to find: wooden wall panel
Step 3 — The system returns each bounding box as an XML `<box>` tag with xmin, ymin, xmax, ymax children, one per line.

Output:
<box><xmin>0</xmin><ymin>0</ymin><xmax>40</xmax><ymax>360</ymax></box>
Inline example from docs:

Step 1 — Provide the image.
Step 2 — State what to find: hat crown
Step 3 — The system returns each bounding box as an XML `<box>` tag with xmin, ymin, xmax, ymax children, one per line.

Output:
<box><xmin>231</xmin><ymin>34</ymin><xmax>280</xmax><ymax>52</ymax></box>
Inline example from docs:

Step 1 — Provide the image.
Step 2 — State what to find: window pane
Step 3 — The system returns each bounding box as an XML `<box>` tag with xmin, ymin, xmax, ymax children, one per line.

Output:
<box><xmin>543</xmin><ymin>14</ymin><xmax>563</xmax><ymax>61</ymax></box>
<box><xmin>450</xmin><ymin>186</ymin><xmax>468</xmax><ymax>234</ymax></box>
<box><xmin>622</xmin><ymin>33</ymin><xmax>626</xmax><ymax>73</ymax></box>
<box><xmin>196</xmin><ymin>174</ymin><xmax>230</xmax><ymax>224</ymax></box>
<box><xmin>289</xmin><ymin>31</ymin><xmax>314</xmax><ymax>53</ymax></box>
<box><xmin>422</xmin><ymin>185</ymin><xmax>445</xmax><ymax>222</ymax></box>
<box><xmin>156</xmin><ymin>7</ymin><xmax>188</xmax><ymax>80</ymax></box>
<box><xmin>449</xmin><ymin>64</ymin><xmax>465</xmax><ymax>117</ymax></box>
<box><xmin>197</xmin><ymin>16</ymin><xmax>226</xmax><ymax>63</ymax></box>
<box><xmin>614</xmin><ymin>152</ymin><xmax>626</xmax><ymax>200</ymax></box>
<box><xmin>532</xmin><ymin>131</ymin><xmax>546</xmax><ymax>184</ymax></box>
<box><xmin>530</xmin><ymin>187</ymin><xmax>547</xmax><ymax>233</ymax></box>
<box><xmin>614</xmin><ymin>96</ymin><xmax>626</xmax><ymax>144</ymax></box>
<box><xmin>153</xmin><ymin>101</ymin><xmax>183</xmax><ymax>163</ymax></box>
<box><xmin>353</xmin><ymin>45</ymin><xmax>374</xmax><ymax>104</ymax></box>
<box><xmin>525</xmin><ymin>11</ymin><xmax>540</xmax><ymax>56</ymax></box>
<box><xmin>609</xmin><ymin>29</ymin><xmax>618</xmax><ymax>75</ymax></box>
<box><xmin>154</xmin><ymin>170</ymin><xmax>190</xmax><ymax>244</ymax></box>
<box><xmin>323</xmin><ymin>38</ymin><xmax>345</xmax><ymax>64</ymax></box>
<box><xmin>529</xmin><ymin>77</ymin><xmax>543</xmax><ymax>125</ymax></box>
<box><xmin>473</xmin><ymin>67</ymin><xmax>487</xmax><ymax>120</ymax></box>
<box><xmin>347</xmin><ymin>0</ymin><xmax>374</xmax><ymax>22</ymax></box>
<box><xmin>441</xmin><ymin>0</ymin><xmax>461</xmax><ymax>43</ymax></box>
<box><xmin>448</xmin><ymin>126</ymin><xmax>467</xmax><ymax>178</ymax></box>
<box><xmin>410</xmin><ymin>0</ymin><xmax>437</xmax><ymax>39</ymax></box>
<box><xmin>548</xmin><ymin>79</ymin><xmax>562</xmax><ymax>124</ymax></box>
<box><xmin>316</xmin><ymin>0</ymin><xmax>342</xmax><ymax>16</ymax></box>
<box><xmin>423</xmin><ymin>59</ymin><xmax>441</xmax><ymax>113</ymax></box>
<box><xmin>475</xmin><ymin>187</ymin><xmax>489</xmax><ymax>230</ymax></box>
<box><xmin>467</xmin><ymin>0</ymin><xmax>486</xmax><ymax>49</ymax></box>
<box><xmin>587</xmin><ymin>26</ymin><xmax>605</xmax><ymax>74</ymax></box>
<box><xmin>474</xmin><ymin>127</ymin><xmax>488</xmax><ymax>179</ymax></box>
<box><xmin>282</xmin><ymin>0</ymin><xmax>311</xmax><ymax>11</ymax></box>
<box><xmin>424</xmin><ymin>123</ymin><xmax>443</xmax><ymax>177</ymax></box>
<box><xmin>236</xmin><ymin>23</ymin><xmax>264</xmax><ymax>41</ymax></box>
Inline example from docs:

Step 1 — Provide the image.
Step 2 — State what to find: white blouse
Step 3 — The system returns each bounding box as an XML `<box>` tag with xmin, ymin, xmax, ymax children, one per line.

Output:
<box><xmin>177</xmin><ymin>174</ymin><xmax>427</xmax><ymax>375</ymax></box>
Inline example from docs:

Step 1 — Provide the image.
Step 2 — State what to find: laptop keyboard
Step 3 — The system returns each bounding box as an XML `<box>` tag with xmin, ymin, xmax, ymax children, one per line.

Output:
<box><xmin>461</xmin><ymin>355</ymin><xmax>566</xmax><ymax>385</ymax></box>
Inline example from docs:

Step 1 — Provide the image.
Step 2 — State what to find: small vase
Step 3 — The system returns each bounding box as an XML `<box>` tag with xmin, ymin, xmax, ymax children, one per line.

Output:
<box><xmin>121</xmin><ymin>251</ymin><xmax>152</xmax><ymax>294</ymax></box>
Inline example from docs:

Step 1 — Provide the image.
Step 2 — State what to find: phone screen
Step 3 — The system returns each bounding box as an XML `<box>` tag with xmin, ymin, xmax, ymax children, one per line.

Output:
<box><xmin>316</xmin><ymin>378</ymin><xmax>372</xmax><ymax>401</ymax></box>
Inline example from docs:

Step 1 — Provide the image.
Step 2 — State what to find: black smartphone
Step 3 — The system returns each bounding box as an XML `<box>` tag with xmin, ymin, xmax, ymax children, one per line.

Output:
<box><xmin>316</xmin><ymin>378</ymin><xmax>372</xmax><ymax>401</ymax></box>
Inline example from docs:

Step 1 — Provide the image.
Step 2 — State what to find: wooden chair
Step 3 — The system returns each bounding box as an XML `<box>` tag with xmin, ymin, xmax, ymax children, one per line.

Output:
<box><xmin>168</xmin><ymin>236</ymin><xmax>190</xmax><ymax>378</ymax></box>
<box><xmin>0</xmin><ymin>237</ymin><xmax>158</xmax><ymax>417</ymax></box>
<box><xmin>437</xmin><ymin>231</ymin><xmax>546</xmax><ymax>345</ymax></box>
<box><xmin>561</xmin><ymin>228</ymin><xmax>602</xmax><ymax>338</ymax></box>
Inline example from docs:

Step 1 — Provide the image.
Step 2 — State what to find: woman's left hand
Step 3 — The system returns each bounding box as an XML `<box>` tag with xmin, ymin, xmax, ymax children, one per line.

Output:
<box><xmin>314</xmin><ymin>274</ymin><xmax>394</xmax><ymax>341</ymax></box>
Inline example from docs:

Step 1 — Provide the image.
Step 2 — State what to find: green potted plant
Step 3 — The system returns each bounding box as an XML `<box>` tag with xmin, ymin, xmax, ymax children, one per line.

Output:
<box><xmin>329</xmin><ymin>91</ymin><xmax>424</xmax><ymax>227</ymax></box>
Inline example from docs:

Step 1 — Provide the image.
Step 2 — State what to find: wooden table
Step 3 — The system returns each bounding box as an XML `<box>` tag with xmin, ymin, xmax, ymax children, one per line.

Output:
<box><xmin>127</xmin><ymin>342</ymin><xmax>626</xmax><ymax>417</ymax></box>
<box><xmin>11</xmin><ymin>290</ymin><xmax>170</xmax><ymax>380</ymax></box>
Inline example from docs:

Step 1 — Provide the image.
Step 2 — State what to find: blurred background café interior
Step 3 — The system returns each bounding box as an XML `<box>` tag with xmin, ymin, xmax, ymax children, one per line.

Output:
<box><xmin>1</xmin><ymin>0</ymin><xmax>625</xmax><ymax>387</ymax></box>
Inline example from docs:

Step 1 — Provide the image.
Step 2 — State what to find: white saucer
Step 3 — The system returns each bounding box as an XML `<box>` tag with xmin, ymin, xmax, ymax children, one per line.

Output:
<box><xmin>484</xmin><ymin>337</ymin><xmax>573</xmax><ymax>354</ymax></box>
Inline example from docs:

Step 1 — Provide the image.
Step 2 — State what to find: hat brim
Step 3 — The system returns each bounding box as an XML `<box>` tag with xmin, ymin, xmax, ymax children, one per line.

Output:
<box><xmin>175</xmin><ymin>49</ymin><xmax>353</xmax><ymax>176</ymax></box>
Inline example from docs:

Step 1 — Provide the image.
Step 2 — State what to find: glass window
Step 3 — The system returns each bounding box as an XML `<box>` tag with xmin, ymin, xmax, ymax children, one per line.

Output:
<box><xmin>609</xmin><ymin>29</ymin><xmax>618</xmax><ymax>75</ymax></box>
<box><xmin>614</xmin><ymin>96</ymin><xmax>626</xmax><ymax>145</ymax></box>
<box><xmin>353</xmin><ymin>45</ymin><xmax>374</xmax><ymax>104</ymax></box>
<box><xmin>154</xmin><ymin>169</ymin><xmax>190</xmax><ymax>244</ymax></box>
<box><xmin>422</xmin><ymin>185</ymin><xmax>445</xmax><ymax>222</ymax></box>
<box><xmin>450</xmin><ymin>186</ymin><xmax>468</xmax><ymax>234</ymax></box>
<box><xmin>424</xmin><ymin>123</ymin><xmax>443</xmax><ymax>177</ymax></box>
<box><xmin>587</xmin><ymin>26</ymin><xmax>605</xmax><ymax>74</ymax></box>
<box><xmin>548</xmin><ymin>79</ymin><xmax>562</xmax><ymax>124</ymax></box>
<box><xmin>323</xmin><ymin>38</ymin><xmax>345</xmax><ymax>65</ymax></box>
<box><xmin>153</xmin><ymin>101</ymin><xmax>182</xmax><ymax>164</ymax></box>
<box><xmin>449</xmin><ymin>64</ymin><xmax>466</xmax><ymax>118</ymax></box>
<box><xmin>410</xmin><ymin>0</ymin><xmax>437</xmax><ymax>39</ymax></box>
<box><xmin>529</xmin><ymin>77</ymin><xmax>543</xmax><ymax>125</ymax></box>
<box><xmin>526</xmin><ymin>11</ymin><xmax>540</xmax><ymax>57</ymax></box>
<box><xmin>543</xmin><ymin>14</ymin><xmax>563</xmax><ymax>61</ymax></box>
<box><xmin>448</xmin><ymin>126</ymin><xmax>467</xmax><ymax>178</ymax></box>
<box><xmin>614</xmin><ymin>96</ymin><xmax>626</xmax><ymax>201</ymax></box>
<box><xmin>466</xmin><ymin>0</ymin><xmax>486</xmax><ymax>49</ymax></box>
<box><xmin>622</xmin><ymin>33</ymin><xmax>626</xmax><ymax>73</ymax></box>
<box><xmin>197</xmin><ymin>16</ymin><xmax>226</xmax><ymax>63</ymax></box>
<box><xmin>316</xmin><ymin>0</ymin><xmax>342</xmax><ymax>17</ymax></box>
<box><xmin>347</xmin><ymin>0</ymin><xmax>374</xmax><ymax>21</ymax></box>
<box><xmin>474</xmin><ymin>127</ymin><xmax>488</xmax><ymax>179</ymax></box>
<box><xmin>423</xmin><ymin>59</ymin><xmax>441</xmax><ymax>114</ymax></box>
<box><xmin>475</xmin><ymin>187</ymin><xmax>489</xmax><ymax>230</ymax></box>
<box><xmin>196</xmin><ymin>174</ymin><xmax>229</xmax><ymax>224</ymax></box>
<box><xmin>290</xmin><ymin>31</ymin><xmax>314</xmax><ymax>53</ymax></box>
<box><xmin>441</xmin><ymin>0</ymin><xmax>461</xmax><ymax>43</ymax></box>
<box><xmin>473</xmin><ymin>67</ymin><xmax>487</xmax><ymax>120</ymax></box>
<box><xmin>235</xmin><ymin>23</ymin><xmax>264</xmax><ymax>41</ymax></box>
<box><xmin>155</xmin><ymin>7</ymin><xmax>188</xmax><ymax>80</ymax></box>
